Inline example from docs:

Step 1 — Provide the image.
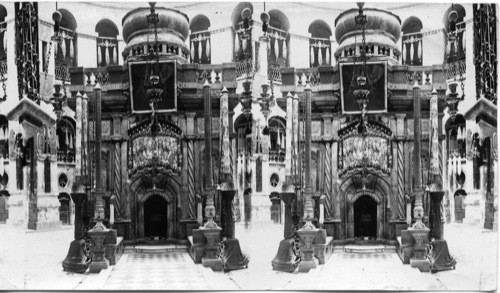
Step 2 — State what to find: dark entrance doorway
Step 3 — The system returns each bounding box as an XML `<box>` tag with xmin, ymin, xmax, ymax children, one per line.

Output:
<box><xmin>144</xmin><ymin>195</ymin><xmax>168</xmax><ymax>238</ymax></box>
<box><xmin>354</xmin><ymin>195</ymin><xmax>377</xmax><ymax>238</ymax></box>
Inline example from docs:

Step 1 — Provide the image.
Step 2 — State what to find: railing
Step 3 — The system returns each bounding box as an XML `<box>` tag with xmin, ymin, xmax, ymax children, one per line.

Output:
<box><xmin>96</xmin><ymin>36</ymin><xmax>119</xmax><ymax>67</ymax></box>
<box><xmin>268</xmin><ymin>63</ymin><xmax>282</xmax><ymax>83</ymax></box>
<box><xmin>269</xmin><ymin>149</ymin><xmax>285</xmax><ymax>163</ymax></box>
<box><xmin>236</xmin><ymin>58</ymin><xmax>254</xmax><ymax>78</ymax></box>
<box><xmin>405</xmin><ymin>66</ymin><xmax>435</xmax><ymax>85</ymax></box>
<box><xmin>196</xmin><ymin>65</ymin><xmax>222</xmax><ymax>83</ymax></box>
<box><xmin>55</xmin><ymin>63</ymin><xmax>70</xmax><ymax>81</ymax></box>
<box><xmin>57</xmin><ymin>149</ymin><xmax>75</xmax><ymax>163</ymax></box>
<box><xmin>0</xmin><ymin>60</ymin><xmax>6</xmax><ymax>78</ymax></box>
<box><xmin>336</xmin><ymin>44</ymin><xmax>400</xmax><ymax>62</ymax></box>
<box><xmin>294</xmin><ymin>68</ymin><xmax>320</xmax><ymax>87</ymax></box>
<box><xmin>83</xmin><ymin>68</ymin><xmax>110</xmax><ymax>85</ymax></box>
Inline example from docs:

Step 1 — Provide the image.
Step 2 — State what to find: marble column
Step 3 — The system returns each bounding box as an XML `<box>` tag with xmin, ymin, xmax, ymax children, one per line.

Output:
<box><xmin>395</xmin><ymin>113</ymin><xmax>407</xmax><ymax>220</ymax></box>
<box><xmin>186</xmin><ymin>113</ymin><xmax>197</xmax><ymax>220</ymax></box>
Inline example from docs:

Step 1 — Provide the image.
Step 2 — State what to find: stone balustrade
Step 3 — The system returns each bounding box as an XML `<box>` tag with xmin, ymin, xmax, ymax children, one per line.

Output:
<box><xmin>335</xmin><ymin>44</ymin><xmax>401</xmax><ymax>62</ymax></box>
<box><xmin>124</xmin><ymin>43</ymin><xmax>189</xmax><ymax>61</ymax></box>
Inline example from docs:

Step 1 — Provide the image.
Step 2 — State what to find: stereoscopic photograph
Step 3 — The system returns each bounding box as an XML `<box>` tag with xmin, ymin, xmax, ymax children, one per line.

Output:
<box><xmin>0</xmin><ymin>1</ymin><xmax>497</xmax><ymax>291</ymax></box>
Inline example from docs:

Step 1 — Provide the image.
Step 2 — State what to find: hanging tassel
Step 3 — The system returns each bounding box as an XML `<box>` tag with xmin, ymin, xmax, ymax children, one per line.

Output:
<box><xmin>113</xmin><ymin>46</ymin><xmax>118</xmax><ymax>64</ymax></box>
<box><xmin>310</xmin><ymin>46</ymin><xmax>314</xmax><ymax>66</ymax></box>
<box><xmin>206</xmin><ymin>38</ymin><xmax>210</xmax><ymax>60</ymax></box>
<box><xmin>69</xmin><ymin>39</ymin><xmax>74</xmax><ymax>59</ymax></box>
<box><xmin>97</xmin><ymin>46</ymin><xmax>102</xmax><ymax>65</ymax></box>
<box><xmin>105</xmin><ymin>46</ymin><xmax>110</xmax><ymax>66</ymax></box>
<box><xmin>282</xmin><ymin>40</ymin><xmax>287</xmax><ymax>60</ymax></box>
<box><xmin>326</xmin><ymin>47</ymin><xmax>330</xmax><ymax>65</ymax></box>
<box><xmin>242</xmin><ymin>38</ymin><xmax>247</xmax><ymax>52</ymax></box>
<box><xmin>61</xmin><ymin>39</ymin><xmax>66</xmax><ymax>58</ymax></box>
<box><xmin>190</xmin><ymin>41</ymin><xmax>195</xmax><ymax>60</ymax></box>
<box><xmin>65</xmin><ymin>128</ymin><xmax>69</xmax><ymax>147</ymax></box>
<box><xmin>409</xmin><ymin>41</ymin><xmax>414</xmax><ymax>65</ymax></box>
<box><xmin>273</xmin><ymin>38</ymin><xmax>278</xmax><ymax>61</ymax></box>
<box><xmin>198</xmin><ymin>39</ymin><xmax>202</xmax><ymax>61</ymax></box>
<box><xmin>318</xmin><ymin>47</ymin><xmax>323</xmax><ymax>65</ymax></box>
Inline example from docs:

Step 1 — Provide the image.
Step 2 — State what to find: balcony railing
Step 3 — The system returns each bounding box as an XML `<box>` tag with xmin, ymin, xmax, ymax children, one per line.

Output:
<box><xmin>55</xmin><ymin>63</ymin><xmax>70</xmax><ymax>81</ymax></box>
<box><xmin>268</xmin><ymin>63</ymin><xmax>282</xmax><ymax>83</ymax></box>
<box><xmin>57</xmin><ymin>149</ymin><xmax>75</xmax><ymax>163</ymax></box>
<box><xmin>236</xmin><ymin>58</ymin><xmax>254</xmax><ymax>78</ymax></box>
<box><xmin>0</xmin><ymin>59</ymin><xmax>6</xmax><ymax>78</ymax></box>
<box><xmin>269</xmin><ymin>149</ymin><xmax>285</xmax><ymax>163</ymax></box>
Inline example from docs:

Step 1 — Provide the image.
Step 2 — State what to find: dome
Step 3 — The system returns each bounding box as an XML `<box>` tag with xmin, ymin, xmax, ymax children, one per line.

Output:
<box><xmin>334</xmin><ymin>8</ymin><xmax>402</xmax><ymax>63</ymax></box>
<box><xmin>122</xmin><ymin>6</ymin><xmax>190</xmax><ymax>60</ymax></box>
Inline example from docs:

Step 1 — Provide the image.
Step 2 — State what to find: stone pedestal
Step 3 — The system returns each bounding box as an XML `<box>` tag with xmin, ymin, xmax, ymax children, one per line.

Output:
<box><xmin>88</xmin><ymin>223</ymin><xmax>110</xmax><ymax>273</ymax></box>
<box><xmin>200</xmin><ymin>227</ymin><xmax>223</xmax><ymax>271</ymax></box>
<box><xmin>297</xmin><ymin>228</ymin><xmax>319</xmax><ymax>272</ymax></box>
<box><xmin>408</xmin><ymin>227</ymin><xmax>430</xmax><ymax>272</ymax></box>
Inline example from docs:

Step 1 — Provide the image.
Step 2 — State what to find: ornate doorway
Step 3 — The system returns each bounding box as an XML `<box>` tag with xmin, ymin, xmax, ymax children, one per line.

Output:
<box><xmin>144</xmin><ymin>194</ymin><xmax>168</xmax><ymax>238</ymax></box>
<box><xmin>354</xmin><ymin>195</ymin><xmax>377</xmax><ymax>238</ymax></box>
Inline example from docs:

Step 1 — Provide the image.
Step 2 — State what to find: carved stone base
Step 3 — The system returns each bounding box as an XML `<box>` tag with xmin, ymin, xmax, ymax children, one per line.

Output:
<box><xmin>88</xmin><ymin>226</ymin><xmax>110</xmax><ymax>273</ymax></box>
<box><xmin>202</xmin><ymin>257</ymin><xmax>223</xmax><ymax>271</ymax></box>
<box><xmin>297</xmin><ymin>228</ymin><xmax>319</xmax><ymax>273</ymax></box>
<box><xmin>272</xmin><ymin>238</ymin><xmax>299</xmax><ymax>273</ymax></box>
<box><xmin>410</xmin><ymin>258</ymin><xmax>431</xmax><ymax>272</ymax></box>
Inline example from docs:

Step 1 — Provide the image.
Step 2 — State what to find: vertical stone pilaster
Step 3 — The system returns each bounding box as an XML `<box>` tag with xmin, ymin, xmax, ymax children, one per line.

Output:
<box><xmin>186</xmin><ymin>112</ymin><xmax>197</xmax><ymax>220</ymax></box>
<box><xmin>396</xmin><ymin>140</ymin><xmax>406</xmax><ymax>219</ymax></box>
<box><xmin>113</xmin><ymin>141</ymin><xmax>122</xmax><ymax>218</ymax></box>
<box><xmin>324</xmin><ymin>142</ymin><xmax>332</xmax><ymax>219</ymax></box>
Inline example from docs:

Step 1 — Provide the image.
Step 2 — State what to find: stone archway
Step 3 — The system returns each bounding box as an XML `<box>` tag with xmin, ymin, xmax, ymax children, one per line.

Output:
<box><xmin>129</xmin><ymin>174</ymin><xmax>181</xmax><ymax>241</ymax></box>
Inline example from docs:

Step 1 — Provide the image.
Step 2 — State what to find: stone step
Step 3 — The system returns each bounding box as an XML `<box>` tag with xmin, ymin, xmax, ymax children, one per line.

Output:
<box><xmin>334</xmin><ymin>245</ymin><xmax>397</xmax><ymax>254</ymax></box>
<box><xmin>124</xmin><ymin>245</ymin><xmax>189</xmax><ymax>254</ymax></box>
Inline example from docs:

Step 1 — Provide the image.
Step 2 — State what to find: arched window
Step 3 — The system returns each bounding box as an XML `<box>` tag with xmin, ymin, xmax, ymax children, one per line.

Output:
<box><xmin>55</xmin><ymin>9</ymin><xmax>78</xmax><ymax>81</ymax></box>
<box><xmin>268</xmin><ymin>116</ymin><xmax>285</xmax><ymax>162</ymax></box>
<box><xmin>401</xmin><ymin>16</ymin><xmax>423</xmax><ymax>65</ymax></box>
<box><xmin>268</xmin><ymin>10</ymin><xmax>290</xmax><ymax>68</ymax></box>
<box><xmin>95</xmin><ymin>19</ymin><xmax>119</xmax><ymax>67</ymax></box>
<box><xmin>308</xmin><ymin>20</ymin><xmax>332</xmax><ymax>67</ymax></box>
<box><xmin>232</xmin><ymin>2</ymin><xmax>254</xmax><ymax>76</ymax></box>
<box><xmin>190</xmin><ymin>15</ymin><xmax>211</xmax><ymax>64</ymax></box>
<box><xmin>443</xmin><ymin>4</ymin><xmax>466</xmax><ymax>63</ymax></box>
<box><xmin>56</xmin><ymin>117</ymin><xmax>76</xmax><ymax>163</ymax></box>
<box><xmin>234</xmin><ymin>114</ymin><xmax>253</xmax><ymax>156</ymax></box>
<box><xmin>445</xmin><ymin>114</ymin><xmax>466</xmax><ymax>158</ymax></box>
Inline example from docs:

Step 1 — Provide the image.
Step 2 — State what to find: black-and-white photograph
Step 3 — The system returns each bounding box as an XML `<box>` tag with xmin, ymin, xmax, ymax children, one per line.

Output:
<box><xmin>0</xmin><ymin>1</ymin><xmax>497</xmax><ymax>291</ymax></box>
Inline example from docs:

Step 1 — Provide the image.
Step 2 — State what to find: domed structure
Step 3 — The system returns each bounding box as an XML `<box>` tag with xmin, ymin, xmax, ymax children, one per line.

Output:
<box><xmin>122</xmin><ymin>5</ymin><xmax>190</xmax><ymax>61</ymax></box>
<box><xmin>334</xmin><ymin>8</ymin><xmax>401</xmax><ymax>64</ymax></box>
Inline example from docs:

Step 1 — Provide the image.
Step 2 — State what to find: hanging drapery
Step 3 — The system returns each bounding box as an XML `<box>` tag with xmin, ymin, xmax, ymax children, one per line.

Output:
<box><xmin>190</xmin><ymin>41</ymin><xmax>195</xmax><ymax>60</ymax></box>
<box><xmin>113</xmin><ymin>46</ymin><xmax>118</xmax><ymax>64</ymax></box>
<box><xmin>198</xmin><ymin>39</ymin><xmax>202</xmax><ymax>61</ymax></box>
<box><xmin>282</xmin><ymin>40</ymin><xmax>287</xmax><ymax>60</ymax></box>
<box><xmin>277</xmin><ymin>127</ymin><xmax>281</xmax><ymax>146</ymax></box>
<box><xmin>310</xmin><ymin>46</ymin><xmax>314</xmax><ymax>66</ymax></box>
<box><xmin>97</xmin><ymin>46</ymin><xmax>102</xmax><ymax>65</ymax></box>
<box><xmin>402</xmin><ymin>42</ymin><xmax>406</xmax><ymax>64</ymax></box>
<box><xmin>409</xmin><ymin>41</ymin><xmax>414</xmax><ymax>64</ymax></box>
<box><xmin>105</xmin><ymin>46</ymin><xmax>110</xmax><ymax>66</ymax></box>
<box><xmin>235</xmin><ymin>35</ymin><xmax>239</xmax><ymax>52</ymax></box>
<box><xmin>273</xmin><ymin>38</ymin><xmax>278</xmax><ymax>61</ymax></box>
<box><xmin>318</xmin><ymin>47</ymin><xmax>323</xmax><ymax>65</ymax></box>
<box><xmin>61</xmin><ymin>39</ymin><xmax>66</xmax><ymax>58</ymax></box>
<box><xmin>326</xmin><ymin>47</ymin><xmax>330</xmax><ymax>65</ymax></box>
<box><xmin>206</xmin><ymin>38</ymin><xmax>211</xmax><ymax>60</ymax></box>
<box><xmin>418</xmin><ymin>40</ymin><xmax>422</xmax><ymax>63</ymax></box>
<box><xmin>242</xmin><ymin>38</ymin><xmax>247</xmax><ymax>51</ymax></box>
<box><xmin>69</xmin><ymin>39</ymin><xmax>74</xmax><ymax>59</ymax></box>
<box><xmin>69</xmin><ymin>133</ymin><xmax>73</xmax><ymax>149</ymax></box>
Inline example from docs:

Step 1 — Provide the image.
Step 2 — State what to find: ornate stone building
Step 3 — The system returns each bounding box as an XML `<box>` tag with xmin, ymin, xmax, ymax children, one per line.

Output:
<box><xmin>0</xmin><ymin>2</ymin><xmax>496</xmax><ymax>245</ymax></box>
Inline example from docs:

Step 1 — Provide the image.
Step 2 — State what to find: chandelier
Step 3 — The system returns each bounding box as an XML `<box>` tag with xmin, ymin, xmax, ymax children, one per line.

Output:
<box><xmin>349</xmin><ymin>3</ymin><xmax>372</xmax><ymax>134</ymax></box>
<box><xmin>144</xmin><ymin>2</ymin><xmax>164</xmax><ymax>136</ymax></box>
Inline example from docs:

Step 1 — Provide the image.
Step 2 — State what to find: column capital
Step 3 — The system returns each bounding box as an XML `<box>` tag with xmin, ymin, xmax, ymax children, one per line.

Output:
<box><xmin>185</xmin><ymin>112</ymin><xmax>197</xmax><ymax>119</ymax></box>
<box><xmin>395</xmin><ymin>113</ymin><xmax>407</xmax><ymax>120</ymax></box>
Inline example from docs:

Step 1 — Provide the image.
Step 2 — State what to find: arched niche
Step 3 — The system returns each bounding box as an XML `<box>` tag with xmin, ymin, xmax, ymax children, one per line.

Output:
<box><xmin>56</xmin><ymin>9</ymin><xmax>78</xmax><ymax>70</ymax></box>
<box><xmin>231</xmin><ymin>2</ymin><xmax>253</xmax><ymax>28</ymax></box>
<box><xmin>268</xmin><ymin>9</ymin><xmax>290</xmax><ymax>67</ymax></box>
<box><xmin>401</xmin><ymin>16</ymin><xmax>423</xmax><ymax>66</ymax></box>
<box><xmin>308</xmin><ymin>19</ymin><xmax>332</xmax><ymax>67</ymax></box>
<box><xmin>56</xmin><ymin>116</ymin><xmax>76</xmax><ymax>163</ymax></box>
<box><xmin>95</xmin><ymin>19</ymin><xmax>119</xmax><ymax>67</ymax></box>
<box><xmin>189</xmin><ymin>14</ymin><xmax>211</xmax><ymax>64</ymax></box>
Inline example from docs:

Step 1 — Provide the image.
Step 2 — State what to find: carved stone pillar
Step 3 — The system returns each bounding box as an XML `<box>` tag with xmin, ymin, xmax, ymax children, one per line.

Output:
<box><xmin>186</xmin><ymin>112</ymin><xmax>197</xmax><ymax>220</ymax></box>
<box><xmin>395</xmin><ymin>113</ymin><xmax>407</xmax><ymax>220</ymax></box>
<box><xmin>324</xmin><ymin>142</ymin><xmax>332</xmax><ymax>219</ymax></box>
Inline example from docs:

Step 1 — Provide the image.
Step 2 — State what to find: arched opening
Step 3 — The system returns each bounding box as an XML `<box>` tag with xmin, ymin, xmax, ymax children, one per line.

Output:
<box><xmin>308</xmin><ymin>19</ymin><xmax>332</xmax><ymax>67</ymax></box>
<box><xmin>354</xmin><ymin>194</ymin><xmax>377</xmax><ymax>238</ymax></box>
<box><xmin>454</xmin><ymin>189</ymin><xmax>466</xmax><ymax>223</ymax></box>
<box><xmin>401</xmin><ymin>16</ymin><xmax>423</xmax><ymax>65</ymax></box>
<box><xmin>56</xmin><ymin>117</ymin><xmax>76</xmax><ymax>163</ymax></box>
<box><xmin>144</xmin><ymin>194</ymin><xmax>169</xmax><ymax>239</ymax></box>
<box><xmin>58</xmin><ymin>192</ymin><xmax>71</xmax><ymax>225</ymax></box>
<box><xmin>268</xmin><ymin>9</ymin><xmax>290</xmax><ymax>68</ymax></box>
<box><xmin>190</xmin><ymin>15</ymin><xmax>211</xmax><ymax>64</ymax></box>
<box><xmin>231</xmin><ymin>2</ymin><xmax>253</xmax><ymax>29</ymax></box>
<box><xmin>268</xmin><ymin>116</ymin><xmax>285</xmax><ymax>162</ymax></box>
<box><xmin>56</xmin><ymin>9</ymin><xmax>78</xmax><ymax>78</ymax></box>
<box><xmin>269</xmin><ymin>192</ymin><xmax>281</xmax><ymax>224</ymax></box>
<box><xmin>232</xmin><ymin>2</ymin><xmax>254</xmax><ymax>66</ymax></box>
<box><xmin>443</xmin><ymin>4</ymin><xmax>466</xmax><ymax>63</ymax></box>
<box><xmin>95</xmin><ymin>19</ymin><xmax>119</xmax><ymax>67</ymax></box>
